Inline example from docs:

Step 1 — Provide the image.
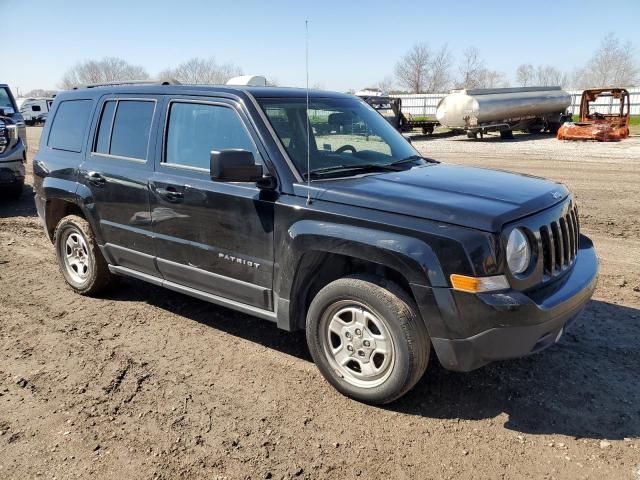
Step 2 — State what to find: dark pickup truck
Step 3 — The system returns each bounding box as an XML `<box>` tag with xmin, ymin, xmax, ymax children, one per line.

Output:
<box><xmin>33</xmin><ymin>82</ymin><xmax>598</xmax><ymax>404</ymax></box>
<box><xmin>0</xmin><ymin>84</ymin><xmax>27</xmax><ymax>199</ymax></box>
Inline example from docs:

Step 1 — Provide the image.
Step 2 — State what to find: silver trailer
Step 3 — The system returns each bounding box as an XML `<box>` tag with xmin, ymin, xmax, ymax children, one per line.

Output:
<box><xmin>435</xmin><ymin>86</ymin><xmax>571</xmax><ymax>139</ymax></box>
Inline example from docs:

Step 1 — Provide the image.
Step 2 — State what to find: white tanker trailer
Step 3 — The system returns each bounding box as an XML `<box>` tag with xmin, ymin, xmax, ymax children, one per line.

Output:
<box><xmin>435</xmin><ymin>86</ymin><xmax>572</xmax><ymax>139</ymax></box>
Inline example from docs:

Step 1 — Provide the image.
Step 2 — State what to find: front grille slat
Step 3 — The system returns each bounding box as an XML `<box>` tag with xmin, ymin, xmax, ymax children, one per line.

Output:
<box><xmin>570</xmin><ymin>209</ymin><xmax>579</xmax><ymax>256</ymax></box>
<box><xmin>540</xmin><ymin>226</ymin><xmax>552</xmax><ymax>276</ymax></box>
<box><xmin>551</xmin><ymin>221</ymin><xmax>563</xmax><ymax>271</ymax></box>
<box><xmin>559</xmin><ymin>217</ymin><xmax>570</xmax><ymax>266</ymax></box>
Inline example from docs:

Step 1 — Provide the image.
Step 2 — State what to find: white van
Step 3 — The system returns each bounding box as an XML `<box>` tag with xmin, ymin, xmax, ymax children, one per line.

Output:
<box><xmin>19</xmin><ymin>97</ymin><xmax>54</xmax><ymax>125</ymax></box>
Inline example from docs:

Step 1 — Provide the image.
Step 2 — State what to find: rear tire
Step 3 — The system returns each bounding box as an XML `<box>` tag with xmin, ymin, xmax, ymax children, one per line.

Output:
<box><xmin>306</xmin><ymin>275</ymin><xmax>430</xmax><ymax>404</ymax></box>
<box><xmin>53</xmin><ymin>215</ymin><xmax>114</xmax><ymax>295</ymax></box>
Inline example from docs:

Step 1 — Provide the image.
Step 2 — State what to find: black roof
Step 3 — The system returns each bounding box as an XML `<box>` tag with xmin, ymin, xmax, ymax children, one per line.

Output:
<box><xmin>58</xmin><ymin>84</ymin><xmax>354</xmax><ymax>101</ymax></box>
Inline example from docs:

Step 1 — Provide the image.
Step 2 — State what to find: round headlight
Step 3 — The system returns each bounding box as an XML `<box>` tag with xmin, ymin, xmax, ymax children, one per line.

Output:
<box><xmin>506</xmin><ymin>228</ymin><xmax>531</xmax><ymax>275</ymax></box>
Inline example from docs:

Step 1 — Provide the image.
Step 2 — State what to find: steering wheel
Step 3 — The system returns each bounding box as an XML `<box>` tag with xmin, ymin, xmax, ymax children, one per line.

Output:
<box><xmin>335</xmin><ymin>145</ymin><xmax>357</xmax><ymax>154</ymax></box>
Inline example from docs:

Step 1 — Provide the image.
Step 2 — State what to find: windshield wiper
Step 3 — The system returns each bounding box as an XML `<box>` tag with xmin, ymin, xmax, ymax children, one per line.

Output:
<box><xmin>304</xmin><ymin>163</ymin><xmax>404</xmax><ymax>179</ymax></box>
<box><xmin>389</xmin><ymin>155</ymin><xmax>439</xmax><ymax>166</ymax></box>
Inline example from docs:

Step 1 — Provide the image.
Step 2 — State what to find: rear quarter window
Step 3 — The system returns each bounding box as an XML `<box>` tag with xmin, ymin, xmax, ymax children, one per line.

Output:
<box><xmin>47</xmin><ymin>99</ymin><xmax>94</xmax><ymax>152</ymax></box>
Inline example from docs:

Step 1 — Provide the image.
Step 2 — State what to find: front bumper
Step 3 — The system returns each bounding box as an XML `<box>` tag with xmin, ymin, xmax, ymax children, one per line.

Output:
<box><xmin>0</xmin><ymin>138</ymin><xmax>26</xmax><ymax>186</ymax></box>
<box><xmin>0</xmin><ymin>161</ymin><xmax>25</xmax><ymax>186</ymax></box>
<box><xmin>430</xmin><ymin>235</ymin><xmax>598</xmax><ymax>371</ymax></box>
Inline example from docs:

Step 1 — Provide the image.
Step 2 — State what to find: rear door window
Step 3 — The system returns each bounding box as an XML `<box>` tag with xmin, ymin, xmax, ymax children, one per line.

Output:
<box><xmin>47</xmin><ymin>99</ymin><xmax>93</xmax><ymax>152</ymax></box>
<box><xmin>93</xmin><ymin>99</ymin><xmax>155</xmax><ymax>161</ymax></box>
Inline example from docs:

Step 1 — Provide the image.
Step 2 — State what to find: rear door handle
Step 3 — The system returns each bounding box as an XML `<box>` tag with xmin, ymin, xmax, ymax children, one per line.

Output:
<box><xmin>86</xmin><ymin>171</ymin><xmax>106</xmax><ymax>186</ymax></box>
<box><xmin>156</xmin><ymin>186</ymin><xmax>184</xmax><ymax>201</ymax></box>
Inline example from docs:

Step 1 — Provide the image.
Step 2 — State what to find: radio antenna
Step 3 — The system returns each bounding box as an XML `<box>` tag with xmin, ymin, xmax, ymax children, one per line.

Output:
<box><xmin>305</xmin><ymin>19</ymin><xmax>312</xmax><ymax>205</ymax></box>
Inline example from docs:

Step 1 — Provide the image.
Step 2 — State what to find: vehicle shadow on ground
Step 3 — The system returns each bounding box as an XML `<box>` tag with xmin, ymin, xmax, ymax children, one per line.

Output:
<box><xmin>391</xmin><ymin>299</ymin><xmax>640</xmax><ymax>440</ymax></box>
<box><xmin>0</xmin><ymin>184</ymin><xmax>37</xmax><ymax>218</ymax></box>
<box><xmin>110</xmin><ymin>280</ymin><xmax>639</xmax><ymax>440</ymax></box>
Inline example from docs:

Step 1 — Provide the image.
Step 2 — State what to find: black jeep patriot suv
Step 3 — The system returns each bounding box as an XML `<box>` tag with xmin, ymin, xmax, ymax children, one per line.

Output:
<box><xmin>33</xmin><ymin>83</ymin><xmax>598</xmax><ymax>404</ymax></box>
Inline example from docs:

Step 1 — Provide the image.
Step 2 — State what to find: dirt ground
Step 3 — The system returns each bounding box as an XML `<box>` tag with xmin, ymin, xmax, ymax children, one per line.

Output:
<box><xmin>1</xmin><ymin>128</ymin><xmax>639</xmax><ymax>480</ymax></box>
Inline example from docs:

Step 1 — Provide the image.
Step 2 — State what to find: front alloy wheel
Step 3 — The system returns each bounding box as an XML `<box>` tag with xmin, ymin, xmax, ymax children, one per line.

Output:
<box><xmin>321</xmin><ymin>301</ymin><xmax>395</xmax><ymax>389</ymax></box>
<box><xmin>306</xmin><ymin>275</ymin><xmax>430</xmax><ymax>404</ymax></box>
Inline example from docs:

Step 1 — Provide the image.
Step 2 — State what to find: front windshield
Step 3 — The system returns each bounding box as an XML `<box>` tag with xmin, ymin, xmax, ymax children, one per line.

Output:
<box><xmin>258</xmin><ymin>96</ymin><xmax>420</xmax><ymax>179</ymax></box>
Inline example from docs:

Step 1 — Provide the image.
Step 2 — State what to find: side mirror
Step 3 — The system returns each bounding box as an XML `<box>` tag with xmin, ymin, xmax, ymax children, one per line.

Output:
<box><xmin>210</xmin><ymin>149</ymin><xmax>263</xmax><ymax>182</ymax></box>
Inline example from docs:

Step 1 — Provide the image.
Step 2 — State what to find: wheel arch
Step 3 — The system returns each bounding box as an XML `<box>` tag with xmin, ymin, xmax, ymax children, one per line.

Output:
<box><xmin>275</xmin><ymin>221</ymin><xmax>447</xmax><ymax>332</ymax></box>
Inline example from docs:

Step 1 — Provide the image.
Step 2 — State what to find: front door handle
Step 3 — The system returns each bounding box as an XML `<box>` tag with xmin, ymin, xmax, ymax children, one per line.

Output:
<box><xmin>156</xmin><ymin>187</ymin><xmax>184</xmax><ymax>201</ymax></box>
<box><xmin>86</xmin><ymin>171</ymin><xmax>106</xmax><ymax>186</ymax></box>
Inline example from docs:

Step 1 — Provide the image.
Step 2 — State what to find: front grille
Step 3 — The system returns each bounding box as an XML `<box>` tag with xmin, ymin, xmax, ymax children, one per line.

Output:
<box><xmin>0</xmin><ymin>120</ymin><xmax>7</xmax><ymax>153</ymax></box>
<box><xmin>538</xmin><ymin>204</ymin><xmax>580</xmax><ymax>278</ymax></box>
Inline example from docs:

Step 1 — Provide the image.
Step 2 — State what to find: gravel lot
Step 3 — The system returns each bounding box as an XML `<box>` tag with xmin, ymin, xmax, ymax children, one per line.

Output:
<box><xmin>0</xmin><ymin>128</ymin><xmax>639</xmax><ymax>479</ymax></box>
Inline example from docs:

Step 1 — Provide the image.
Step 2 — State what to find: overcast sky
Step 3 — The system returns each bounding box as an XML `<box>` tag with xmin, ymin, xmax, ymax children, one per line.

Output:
<box><xmin>2</xmin><ymin>0</ymin><xmax>639</xmax><ymax>94</ymax></box>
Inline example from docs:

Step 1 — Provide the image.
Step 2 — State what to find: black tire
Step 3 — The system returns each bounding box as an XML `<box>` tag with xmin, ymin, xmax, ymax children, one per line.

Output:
<box><xmin>466</xmin><ymin>131</ymin><xmax>478</xmax><ymax>139</ymax></box>
<box><xmin>53</xmin><ymin>215</ymin><xmax>114</xmax><ymax>295</ymax></box>
<box><xmin>306</xmin><ymin>275</ymin><xmax>430</xmax><ymax>404</ymax></box>
<box><xmin>500</xmin><ymin>129</ymin><xmax>514</xmax><ymax>140</ymax></box>
<box><xmin>4</xmin><ymin>181</ymin><xmax>23</xmax><ymax>200</ymax></box>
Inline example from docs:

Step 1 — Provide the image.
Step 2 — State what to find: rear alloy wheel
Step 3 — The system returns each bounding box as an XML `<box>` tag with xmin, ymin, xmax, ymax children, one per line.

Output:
<box><xmin>54</xmin><ymin>215</ymin><xmax>114</xmax><ymax>295</ymax></box>
<box><xmin>306</xmin><ymin>275</ymin><xmax>430</xmax><ymax>404</ymax></box>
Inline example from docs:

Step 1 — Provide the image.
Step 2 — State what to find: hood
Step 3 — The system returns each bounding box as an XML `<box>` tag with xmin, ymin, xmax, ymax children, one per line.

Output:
<box><xmin>302</xmin><ymin>163</ymin><xmax>568</xmax><ymax>232</ymax></box>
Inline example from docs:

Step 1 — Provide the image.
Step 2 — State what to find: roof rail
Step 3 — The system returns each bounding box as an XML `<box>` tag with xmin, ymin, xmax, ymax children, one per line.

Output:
<box><xmin>72</xmin><ymin>80</ymin><xmax>180</xmax><ymax>90</ymax></box>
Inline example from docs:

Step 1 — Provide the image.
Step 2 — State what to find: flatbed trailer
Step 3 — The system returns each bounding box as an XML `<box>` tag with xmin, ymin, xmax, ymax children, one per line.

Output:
<box><xmin>357</xmin><ymin>94</ymin><xmax>439</xmax><ymax>134</ymax></box>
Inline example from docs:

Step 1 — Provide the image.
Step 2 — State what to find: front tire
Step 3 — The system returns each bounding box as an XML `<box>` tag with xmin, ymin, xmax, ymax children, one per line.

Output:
<box><xmin>53</xmin><ymin>215</ymin><xmax>114</xmax><ymax>295</ymax></box>
<box><xmin>306</xmin><ymin>275</ymin><xmax>430</xmax><ymax>404</ymax></box>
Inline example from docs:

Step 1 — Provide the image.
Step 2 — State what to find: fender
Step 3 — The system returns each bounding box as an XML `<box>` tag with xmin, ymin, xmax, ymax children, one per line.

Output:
<box><xmin>281</xmin><ymin>220</ymin><xmax>448</xmax><ymax>289</ymax></box>
<box><xmin>74</xmin><ymin>181</ymin><xmax>106</xmax><ymax>245</ymax></box>
<box><xmin>38</xmin><ymin>176</ymin><xmax>84</xmax><ymax>239</ymax></box>
<box><xmin>274</xmin><ymin>219</ymin><xmax>449</xmax><ymax>332</ymax></box>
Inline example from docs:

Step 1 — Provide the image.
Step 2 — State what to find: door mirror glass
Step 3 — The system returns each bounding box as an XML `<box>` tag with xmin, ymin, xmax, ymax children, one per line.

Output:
<box><xmin>210</xmin><ymin>149</ymin><xmax>263</xmax><ymax>182</ymax></box>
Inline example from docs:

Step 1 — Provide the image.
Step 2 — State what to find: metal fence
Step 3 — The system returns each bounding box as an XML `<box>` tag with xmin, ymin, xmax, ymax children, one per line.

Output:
<box><xmin>391</xmin><ymin>87</ymin><xmax>640</xmax><ymax>118</ymax></box>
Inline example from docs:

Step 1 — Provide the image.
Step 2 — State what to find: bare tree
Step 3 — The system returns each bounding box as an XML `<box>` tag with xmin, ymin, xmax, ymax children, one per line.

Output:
<box><xmin>482</xmin><ymin>70</ymin><xmax>507</xmax><ymax>88</ymax></box>
<box><xmin>375</xmin><ymin>75</ymin><xmax>395</xmax><ymax>94</ymax></box>
<box><xmin>394</xmin><ymin>43</ymin><xmax>431</xmax><ymax>93</ymax></box>
<box><xmin>516</xmin><ymin>64</ymin><xmax>569</xmax><ymax>87</ymax></box>
<box><xmin>535</xmin><ymin>65</ymin><xmax>568</xmax><ymax>86</ymax></box>
<box><xmin>59</xmin><ymin>57</ymin><xmax>149</xmax><ymax>89</ymax></box>
<box><xmin>23</xmin><ymin>89</ymin><xmax>58</xmax><ymax>98</ymax></box>
<box><xmin>457</xmin><ymin>47</ymin><xmax>485</xmax><ymax>89</ymax></box>
<box><xmin>516</xmin><ymin>64</ymin><xmax>535</xmax><ymax>86</ymax></box>
<box><xmin>574</xmin><ymin>33</ymin><xmax>639</xmax><ymax>88</ymax></box>
<box><xmin>456</xmin><ymin>47</ymin><xmax>506</xmax><ymax>89</ymax></box>
<box><xmin>426</xmin><ymin>44</ymin><xmax>453</xmax><ymax>93</ymax></box>
<box><xmin>158</xmin><ymin>57</ymin><xmax>242</xmax><ymax>85</ymax></box>
<box><xmin>394</xmin><ymin>43</ymin><xmax>453</xmax><ymax>93</ymax></box>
